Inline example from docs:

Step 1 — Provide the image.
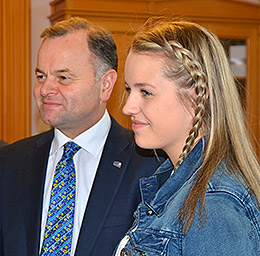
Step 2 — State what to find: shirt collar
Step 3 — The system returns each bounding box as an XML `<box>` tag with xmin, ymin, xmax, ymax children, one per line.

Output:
<box><xmin>50</xmin><ymin>110</ymin><xmax>111</xmax><ymax>157</ymax></box>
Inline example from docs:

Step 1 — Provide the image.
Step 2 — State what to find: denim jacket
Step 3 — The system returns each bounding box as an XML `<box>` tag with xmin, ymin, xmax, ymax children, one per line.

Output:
<box><xmin>114</xmin><ymin>139</ymin><xmax>260</xmax><ymax>255</ymax></box>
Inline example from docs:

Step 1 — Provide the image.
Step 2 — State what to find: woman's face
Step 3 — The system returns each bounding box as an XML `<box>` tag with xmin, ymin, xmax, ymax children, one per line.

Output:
<box><xmin>123</xmin><ymin>51</ymin><xmax>195</xmax><ymax>164</ymax></box>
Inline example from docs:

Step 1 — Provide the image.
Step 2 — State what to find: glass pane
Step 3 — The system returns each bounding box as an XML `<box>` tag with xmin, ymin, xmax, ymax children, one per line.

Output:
<box><xmin>220</xmin><ymin>39</ymin><xmax>246</xmax><ymax>110</ymax></box>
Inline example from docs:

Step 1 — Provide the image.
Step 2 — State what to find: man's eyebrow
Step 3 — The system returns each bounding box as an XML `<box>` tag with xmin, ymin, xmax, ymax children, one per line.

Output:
<box><xmin>54</xmin><ymin>69</ymin><xmax>71</xmax><ymax>74</ymax></box>
<box><xmin>35</xmin><ymin>68</ymin><xmax>44</xmax><ymax>74</ymax></box>
<box><xmin>54</xmin><ymin>69</ymin><xmax>77</xmax><ymax>78</ymax></box>
<box><xmin>35</xmin><ymin>68</ymin><xmax>76</xmax><ymax>77</ymax></box>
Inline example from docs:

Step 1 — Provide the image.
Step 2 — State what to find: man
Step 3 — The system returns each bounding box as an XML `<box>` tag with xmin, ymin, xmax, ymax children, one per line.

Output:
<box><xmin>0</xmin><ymin>140</ymin><xmax>7</xmax><ymax>149</ymax></box>
<box><xmin>0</xmin><ymin>17</ymin><xmax>163</xmax><ymax>256</ymax></box>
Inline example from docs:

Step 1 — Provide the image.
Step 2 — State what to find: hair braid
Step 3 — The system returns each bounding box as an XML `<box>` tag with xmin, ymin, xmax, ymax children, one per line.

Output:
<box><xmin>130</xmin><ymin>17</ymin><xmax>260</xmax><ymax>234</ymax></box>
<box><xmin>132</xmin><ymin>30</ymin><xmax>208</xmax><ymax>169</ymax></box>
<box><xmin>171</xmin><ymin>41</ymin><xmax>207</xmax><ymax>169</ymax></box>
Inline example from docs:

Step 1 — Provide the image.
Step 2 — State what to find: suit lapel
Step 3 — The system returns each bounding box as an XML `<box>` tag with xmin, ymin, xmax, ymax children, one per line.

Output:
<box><xmin>24</xmin><ymin>130</ymin><xmax>53</xmax><ymax>256</ymax></box>
<box><xmin>75</xmin><ymin>118</ymin><xmax>133</xmax><ymax>255</ymax></box>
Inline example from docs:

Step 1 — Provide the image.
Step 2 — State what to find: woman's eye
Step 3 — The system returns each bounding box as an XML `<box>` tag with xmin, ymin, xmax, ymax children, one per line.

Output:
<box><xmin>141</xmin><ymin>89</ymin><xmax>152</xmax><ymax>97</ymax></box>
<box><xmin>125</xmin><ymin>86</ymin><xmax>131</xmax><ymax>94</ymax></box>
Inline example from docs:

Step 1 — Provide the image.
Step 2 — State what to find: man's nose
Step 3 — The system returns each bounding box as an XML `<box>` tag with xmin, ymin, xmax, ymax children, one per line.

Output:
<box><xmin>40</xmin><ymin>77</ymin><xmax>58</xmax><ymax>97</ymax></box>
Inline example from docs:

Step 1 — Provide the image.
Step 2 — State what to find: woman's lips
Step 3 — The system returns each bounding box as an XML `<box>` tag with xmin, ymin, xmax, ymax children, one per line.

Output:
<box><xmin>132</xmin><ymin>120</ymin><xmax>149</xmax><ymax>130</ymax></box>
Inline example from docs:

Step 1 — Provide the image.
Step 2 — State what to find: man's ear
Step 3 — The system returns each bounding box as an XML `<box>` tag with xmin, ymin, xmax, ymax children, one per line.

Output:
<box><xmin>100</xmin><ymin>69</ymin><xmax>117</xmax><ymax>103</ymax></box>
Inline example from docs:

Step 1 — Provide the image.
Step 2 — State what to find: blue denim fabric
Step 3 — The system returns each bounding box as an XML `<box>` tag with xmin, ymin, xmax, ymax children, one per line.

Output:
<box><xmin>114</xmin><ymin>139</ymin><xmax>260</xmax><ymax>255</ymax></box>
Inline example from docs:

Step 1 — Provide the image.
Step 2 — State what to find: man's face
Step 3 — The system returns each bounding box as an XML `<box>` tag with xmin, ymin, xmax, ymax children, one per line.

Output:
<box><xmin>34</xmin><ymin>31</ymin><xmax>106</xmax><ymax>138</ymax></box>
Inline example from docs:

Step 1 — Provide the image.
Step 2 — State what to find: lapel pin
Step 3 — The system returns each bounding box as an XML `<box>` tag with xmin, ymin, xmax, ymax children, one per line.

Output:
<box><xmin>113</xmin><ymin>161</ymin><xmax>122</xmax><ymax>168</ymax></box>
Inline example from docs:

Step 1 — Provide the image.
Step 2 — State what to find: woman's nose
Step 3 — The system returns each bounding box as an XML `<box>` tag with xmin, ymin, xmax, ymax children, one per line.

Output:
<box><xmin>122</xmin><ymin>94</ymin><xmax>139</xmax><ymax>116</ymax></box>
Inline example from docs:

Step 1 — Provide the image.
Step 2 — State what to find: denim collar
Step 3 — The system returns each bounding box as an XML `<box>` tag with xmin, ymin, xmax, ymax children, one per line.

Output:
<box><xmin>141</xmin><ymin>138</ymin><xmax>205</xmax><ymax>217</ymax></box>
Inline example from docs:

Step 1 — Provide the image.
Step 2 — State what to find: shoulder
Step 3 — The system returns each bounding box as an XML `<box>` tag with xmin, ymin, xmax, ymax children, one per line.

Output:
<box><xmin>109</xmin><ymin>116</ymin><xmax>134</xmax><ymax>144</ymax></box>
<box><xmin>109</xmin><ymin>116</ymin><xmax>162</xmax><ymax>157</ymax></box>
<box><xmin>202</xmin><ymin>167</ymin><xmax>260</xmax><ymax>243</ymax></box>
<box><xmin>207</xmin><ymin>166</ymin><xmax>259</xmax><ymax>213</ymax></box>
<box><xmin>182</xmin><ymin>167</ymin><xmax>260</xmax><ymax>254</ymax></box>
<box><xmin>108</xmin><ymin>116</ymin><xmax>164</xmax><ymax>175</ymax></box>
<box><xmin>0</xmin><ymin>129</ymin><xmax>53</xmax><ymax>158</ymax></box>
<box><xmin>0</xmin><ymin>140</ymin><xmax>7</xmax><ymax>148</ymax></box>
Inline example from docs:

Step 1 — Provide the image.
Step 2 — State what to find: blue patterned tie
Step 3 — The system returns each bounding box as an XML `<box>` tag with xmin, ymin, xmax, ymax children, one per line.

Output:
<box><xmin>40</xmin><ymin>142</ymin><xmax>81</xmax><ymax>256</ymax></box>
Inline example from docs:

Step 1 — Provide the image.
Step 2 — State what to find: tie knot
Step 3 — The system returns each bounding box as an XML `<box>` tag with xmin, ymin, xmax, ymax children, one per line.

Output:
<box><xmin>63</xmin><ymin>142</ymin><xmax>81</xmax><ymax>158</ymax></box>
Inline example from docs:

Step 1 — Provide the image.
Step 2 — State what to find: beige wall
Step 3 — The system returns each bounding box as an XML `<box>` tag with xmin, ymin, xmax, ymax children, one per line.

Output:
<box><xmin>30</xmin><ymin>0</ymin><xmax>260</xmax><ymax>134</ymax></box>
<box><xmin>31</xmin><ymin>0</ymin><xmax>51</xmax><ymax>135</ymax></box>
<box><xmin>1</xmin><ymin>0</ymin><xmax>260</xmax><ymax>151</ymax></box>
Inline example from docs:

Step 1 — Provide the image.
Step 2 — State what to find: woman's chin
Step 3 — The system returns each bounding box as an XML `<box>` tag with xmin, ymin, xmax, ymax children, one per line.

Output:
<box><xmin>135</xmin><ymin>137</ymin><xmax>154</xmax><ymax>150</ymax></box>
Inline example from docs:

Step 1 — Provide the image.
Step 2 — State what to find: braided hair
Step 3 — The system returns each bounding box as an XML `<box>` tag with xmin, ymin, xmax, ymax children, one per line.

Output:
<box><xmin>129</xmin><ymin>17</ymin><xmax>260</xmax><ymax>232</ymax></box>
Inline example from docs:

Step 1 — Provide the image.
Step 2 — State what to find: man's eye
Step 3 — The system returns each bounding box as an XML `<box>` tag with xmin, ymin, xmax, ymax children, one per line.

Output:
<box><xmin>58</xmin><ymin>75</ymin><xmax>71</xmax><ymax>85</ymax></box>
<box><xmin>60</xmin><ymin>75</ymin><xmax>69</xmax><ymax>80</ymax></box>
<box><xmin>36</xmin><ymin>74</ymin><xmax>46</xmax><ymax>81</ymax></box>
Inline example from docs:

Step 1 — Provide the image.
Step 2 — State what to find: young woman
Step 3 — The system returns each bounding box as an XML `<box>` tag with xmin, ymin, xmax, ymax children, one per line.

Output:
<box><xmin>114</xmin><ymin>18</ymin><xmax>260</xmax><ymax>255</ymax></box>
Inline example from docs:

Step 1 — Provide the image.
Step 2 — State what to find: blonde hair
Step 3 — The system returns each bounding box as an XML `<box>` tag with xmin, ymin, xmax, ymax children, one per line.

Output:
<box><xmin>130</xmin><ymin>17</ymin><xmax>260</xmax><ymax>232</ymax></box>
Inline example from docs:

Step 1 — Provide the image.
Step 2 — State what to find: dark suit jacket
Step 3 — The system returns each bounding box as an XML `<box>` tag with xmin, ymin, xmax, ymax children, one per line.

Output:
<box><xmin>0</xmin><ymin>141</ymin><xmax>7</xmax><ymax>149</ymax></box>
<box><xmin>0</xmin><ymin>117</ymin><xmax>164</xmax><ymax>256</ymax></box>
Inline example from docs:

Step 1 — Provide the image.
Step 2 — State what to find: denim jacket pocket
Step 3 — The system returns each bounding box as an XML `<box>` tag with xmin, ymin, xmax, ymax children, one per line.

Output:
<box><xmin>129</xmin><ymin>228</ymin><xmax>172</xmax><ymax>255</ymax></box>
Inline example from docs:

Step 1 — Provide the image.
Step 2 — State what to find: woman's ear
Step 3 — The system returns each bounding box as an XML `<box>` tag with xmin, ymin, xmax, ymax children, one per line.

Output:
<box><xmin>100</xmin><ymin>69</ymin><xmax>118</xmax><ymax>103</ymax></box>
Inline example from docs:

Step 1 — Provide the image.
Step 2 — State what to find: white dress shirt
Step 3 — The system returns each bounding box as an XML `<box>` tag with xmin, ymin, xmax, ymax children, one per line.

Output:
<box><xmin>39</xmin><ymin>110</ymin><xmax>111</xmax><ymax>255</ymax></box>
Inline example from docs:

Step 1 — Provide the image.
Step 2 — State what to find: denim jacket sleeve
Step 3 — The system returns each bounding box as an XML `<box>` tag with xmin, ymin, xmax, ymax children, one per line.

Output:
<box><xmin>114</xmin><ymin>182</ymin><xmax>260</xmax><ymax>256</ymax></box>
<box><xmin>114</xmin><ymin>141</ymin><xmax>260</xmax><ymax>256</ymax></box>
<box><xmin>182</xmin><ymin>188</ymin><xmax>260</xmax><ymax>255</ymax></box>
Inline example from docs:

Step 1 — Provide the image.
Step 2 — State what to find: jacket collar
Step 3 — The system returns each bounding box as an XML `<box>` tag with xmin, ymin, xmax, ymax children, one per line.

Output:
<box><xmin>140</xmin><ymin>138</ymin><xmax>205</xmax><ymax>216</ymax></box>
